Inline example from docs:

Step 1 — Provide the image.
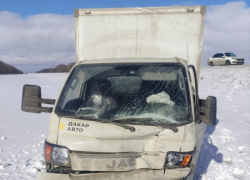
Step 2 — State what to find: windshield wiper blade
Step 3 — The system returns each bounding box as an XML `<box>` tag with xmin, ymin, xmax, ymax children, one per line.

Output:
<box><xmin>101</xmin><ymin>120</ymin><xmax>135</xmax><ymax>132</ymax></box>
<box><xmin>113</xmin><ymin>118</ymin><xmax>178</xmax><ymax>132</ymax></box>
<box><xmin>154</xmin><ymin>123</ymin><xmax>178</xmax><ymax>132</ymax></box>
<box><xmin>67</xmin><ymin>115</ymin><xmax>100</xmax><ymax>121</ymax></box>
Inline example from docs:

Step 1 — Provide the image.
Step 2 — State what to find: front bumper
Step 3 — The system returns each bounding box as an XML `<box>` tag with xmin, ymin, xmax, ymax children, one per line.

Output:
<box><xmin>37</xmin><ymin>168</ymin><xmax>190</xmax><ymax>180</ymax></box>
<box><xmin>231</xmin><ymin>60</ymin><xmax>244</xmax><ymax>65</ymax></box>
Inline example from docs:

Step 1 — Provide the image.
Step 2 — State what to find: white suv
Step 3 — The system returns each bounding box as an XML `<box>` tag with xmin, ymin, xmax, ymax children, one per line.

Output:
<box><xmin>208</xmin><ymin>52</ymin><xmax>244</xmax><ymax>66</ymax></box>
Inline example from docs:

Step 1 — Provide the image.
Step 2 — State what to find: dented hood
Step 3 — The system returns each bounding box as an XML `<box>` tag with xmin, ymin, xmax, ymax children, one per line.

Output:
<box><xmin>55</xmin><ymin>117</ymin><xmax>196</xmax><ymax>153</ymax></box>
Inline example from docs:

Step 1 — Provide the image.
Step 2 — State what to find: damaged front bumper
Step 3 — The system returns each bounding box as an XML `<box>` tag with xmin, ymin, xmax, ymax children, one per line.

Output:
<box><xmin>37</xmin><ymin>168</ymin><xmax>190</xmax><ymax>180</ymax></box>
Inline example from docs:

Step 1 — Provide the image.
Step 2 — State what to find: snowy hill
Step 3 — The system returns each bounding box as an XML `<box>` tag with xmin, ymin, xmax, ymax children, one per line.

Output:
<box><xmin>0</xmin><ymin>60</ymin><xmax>23</xmax><ymax>74</ymax></box>
<box><xmin>0</xmin><ymin>65</ymin><xmax>249</xmax><ymax>180</ymax></box>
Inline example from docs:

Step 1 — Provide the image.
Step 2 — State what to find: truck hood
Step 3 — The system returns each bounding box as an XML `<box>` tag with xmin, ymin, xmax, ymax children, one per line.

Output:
<box><xmin>53</xmin><ymin>117</ymin><xmax>196</xmax><ymax>153</ymax></box>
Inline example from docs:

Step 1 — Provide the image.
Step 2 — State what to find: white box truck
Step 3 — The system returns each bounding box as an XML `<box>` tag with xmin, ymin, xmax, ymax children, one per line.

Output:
<box><xmin>22</xmin><ymin>6</ymin><xmax>217</xmax><ymax>180</ymax></box>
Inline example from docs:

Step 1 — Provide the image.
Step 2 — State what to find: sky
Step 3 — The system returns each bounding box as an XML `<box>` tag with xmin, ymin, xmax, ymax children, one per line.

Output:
<box><xmin>0</xmin><ymin>0</ymin><xmax>250</xmax><ymax>73</ymax></box>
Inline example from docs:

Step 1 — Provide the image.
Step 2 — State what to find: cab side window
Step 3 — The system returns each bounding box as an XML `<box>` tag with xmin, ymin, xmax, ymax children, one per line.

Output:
<box><xmin>212</xmin><ymin>53</ymin><xmax>220</xmax><ymax>58</ymax></box>
<box><xmin>217</xmin><ymin>53</ymin><xmax>224</xmax><ymax>57</ymax></box>
<box><xmin>213</xmin><ymin>53</ymin><xmax>224</xmax><ymax>58</ymax></box>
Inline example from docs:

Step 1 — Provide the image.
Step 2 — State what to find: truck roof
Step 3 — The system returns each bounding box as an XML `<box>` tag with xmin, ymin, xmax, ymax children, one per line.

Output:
<box><xmin>75</xmin><ymin>6</ymin><xmax>206</xmax><ymax>16</ymax></box>
<box><xmin>78</xmin><ymin>57</ymin><xmax>188</xmax><ymax>65</ymax></box>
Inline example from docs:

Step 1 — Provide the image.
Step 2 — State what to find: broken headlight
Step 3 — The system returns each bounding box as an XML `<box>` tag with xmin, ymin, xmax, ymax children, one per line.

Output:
<box><xmin>44</xmin><ymin>141</ymin><xmax>71</xmax><ymax>167</ymax></box>
<box><xmin>165</xmin><ymin>152</ymin><xmax>192</xmax><ymax>168</ymax></box>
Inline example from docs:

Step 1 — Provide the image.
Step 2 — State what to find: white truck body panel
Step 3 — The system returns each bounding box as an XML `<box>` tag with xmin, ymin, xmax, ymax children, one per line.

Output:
<box><xmin>74</xmin><ymin>6</ymin><xmax>205</xmax><ymax>77</ymax></box>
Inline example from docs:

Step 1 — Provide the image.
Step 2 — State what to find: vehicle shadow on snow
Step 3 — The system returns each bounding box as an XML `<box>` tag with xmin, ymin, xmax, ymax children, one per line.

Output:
<box><xmin>194</xmin><ymin>119</ymin><xmax>223</xmax><ymax>179</ymax></box>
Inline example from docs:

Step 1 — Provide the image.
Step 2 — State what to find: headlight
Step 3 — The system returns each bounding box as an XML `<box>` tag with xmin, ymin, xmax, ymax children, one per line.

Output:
<box><xmin>232</xmin><ymin>58</ymin><xmax>237</xmax><ymax>60</ymax></box>
<box><xmin>165</xmin><ymin>152</ymin><xmax>192</xmax><ymax>168</ymax></box>
<box><xmin>44</xmin><ymin>141</ymin><xmax>71</xmax><ymax>166</ymax></box>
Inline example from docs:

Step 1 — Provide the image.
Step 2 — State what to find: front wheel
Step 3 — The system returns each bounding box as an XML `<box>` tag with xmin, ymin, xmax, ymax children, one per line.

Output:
<box><xmin>209</xmin><ymin>62</ymin><xmax>214</xmax><ymax>66</ymax></box>
<box><xmin>225</xmin><ymin>60</ymin><xmax>231</xmax><ymax>65</ymax></box>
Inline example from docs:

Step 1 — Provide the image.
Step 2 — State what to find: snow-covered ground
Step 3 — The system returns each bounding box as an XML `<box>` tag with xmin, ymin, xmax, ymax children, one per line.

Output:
<box><xmin>195</xmin><ymin>65</ymin><xmax>250</xmax><ymax>180</ymax></box>
<box><xmin>0</xmin><ymin>73</ymin><xmax>68</xmax><ymax>179</ymax></box>
<box><xmin>0</xmin><ymin>65</ymin><xmax>249</xmax><ymax>180</ymax></box>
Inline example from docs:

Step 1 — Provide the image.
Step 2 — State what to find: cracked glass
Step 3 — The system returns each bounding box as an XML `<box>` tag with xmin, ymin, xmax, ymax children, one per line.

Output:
<box><xmin>55</xmin><ymin>64</ymin><xmax>191</xmax><ymax>125</ymax></box>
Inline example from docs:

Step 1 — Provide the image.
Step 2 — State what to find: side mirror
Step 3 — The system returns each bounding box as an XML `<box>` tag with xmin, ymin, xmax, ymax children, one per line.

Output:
<box><xmin>22</xmin><ymin>84</ymin><xmax>56</xmax><ymax>113</ymax></box>
<box><xmin>222</xmin><ymin>56</ymin><xmax>225</xmax><ymax>58</ymax></box>
<box><xmin>199</xmin><ymin>96</ymin><xmax>217</xmax><ymax>126</ymax></box>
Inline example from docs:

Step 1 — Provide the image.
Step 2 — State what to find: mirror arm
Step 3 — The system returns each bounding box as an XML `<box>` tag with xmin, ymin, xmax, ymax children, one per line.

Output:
<box><xmin>26</xmin><ymin>97</ymin><xmax>56</xmax><ymax>105</ymax></box>
<box><xmin>199</xmin><ymin>115</ymin><xmax>210</xmax><ymax>125</ymax></box>
<box><xmin>24</xmin><ymin>106</ymin><xmax>53</xmax><ymax>113</ymax></box>
<box><xmin>39</xmin><ymin>107</ymin><xmax>53</xmax><ymax>113</ymax></box>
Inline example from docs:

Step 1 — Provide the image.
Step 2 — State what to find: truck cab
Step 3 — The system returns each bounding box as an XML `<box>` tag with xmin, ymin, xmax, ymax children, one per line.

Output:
<box><xmin>21</xmin><ymin>6</ymin><xmax>217</xmax><ymax>180</ymax></box>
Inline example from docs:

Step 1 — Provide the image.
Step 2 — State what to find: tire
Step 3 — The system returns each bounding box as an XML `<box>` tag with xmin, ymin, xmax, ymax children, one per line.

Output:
<box><xmin>225</xmin><ymin>60</ymin><xmax>231</xmax><ymax>65</ymax></box>
<box><xmin>209</xmin><ymin>62</ymin><xmax>214</xmax><ymax>66</ymax></box>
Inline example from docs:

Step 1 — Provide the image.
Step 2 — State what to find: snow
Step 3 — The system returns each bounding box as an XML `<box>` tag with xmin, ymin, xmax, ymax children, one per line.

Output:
<box><xmin>0</xmin><ymin>73</ymin><xmax>67</xmax><ymax>180</ymax></box>
<box><xmin>233</xmin><ymin>168</ymin><xmax>245</xmax><ymax>178</ymax></box>
<box><xmin>223</xmin><ymin>157</ymin><xmax>232</xmax><ymax>164</ymax></box>
<box><xmin>238</xmin><ymin>146</ymin><xmax>244</xmax><ymax>153</ymax></box>
<box><xmin>0</xmin><ymin>66</ymin><xmax>250</xmax><ymax>179</ymax></box>
<box><xmin>195</xmin><ymin>65</ymin><xmax>250</xmax><ymax>180</ymax></box>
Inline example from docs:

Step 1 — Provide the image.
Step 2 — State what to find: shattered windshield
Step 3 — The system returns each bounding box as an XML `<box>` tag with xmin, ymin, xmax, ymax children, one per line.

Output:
<box><xmin>55</xmin><ymin>64</ymin><xmax>191</xmax><ymax>125</ymax></box>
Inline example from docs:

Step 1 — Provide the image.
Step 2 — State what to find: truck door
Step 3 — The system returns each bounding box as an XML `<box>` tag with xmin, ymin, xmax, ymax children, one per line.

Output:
<box><xmin>186</xmin><ymin>65</ymin><xmax>207</xmax><ymax>180</ymax></box>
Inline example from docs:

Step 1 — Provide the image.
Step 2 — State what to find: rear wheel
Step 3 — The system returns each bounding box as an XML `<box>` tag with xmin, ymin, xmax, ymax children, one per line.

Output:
<box><xmin>225</xmin><ymin>60</ymin><xmax>231</xmax><ymax>65</ymax></box>
<box><xmin>209</xmin><ymin>62</ymin><xmax>214</xmax><ymax>66</ymax></box>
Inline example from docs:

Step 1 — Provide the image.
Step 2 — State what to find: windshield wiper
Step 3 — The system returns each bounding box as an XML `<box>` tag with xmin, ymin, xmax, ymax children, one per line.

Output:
<box><xmin>68</xmin><ymin>114</ymin><xmax>100</xmax><ymax>121</ymax></box>
<box><xmin>101</xmin><ymin>120</ymin><xmax>135</xmax><ymax>132</ymax></box>
<box><xmin>113</xmin><ymin>117</ymin><xmax>178</xmax><ymax>132</ymax></box>
<box><xmin>64</xmin><ymin>116</ymin><xmax>177</xmax><ymax>133</ymax></box>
